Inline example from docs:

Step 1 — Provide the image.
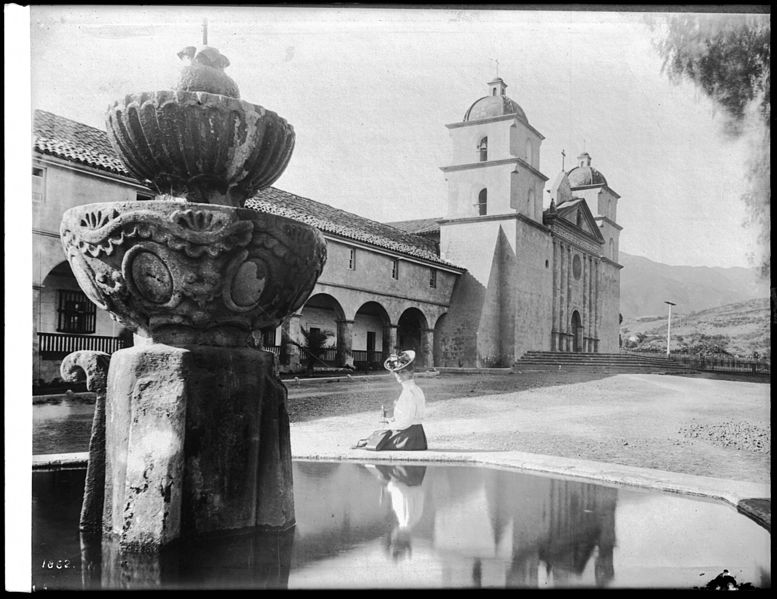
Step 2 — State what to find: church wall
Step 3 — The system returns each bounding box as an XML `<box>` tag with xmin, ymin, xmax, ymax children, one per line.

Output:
<box><xmin>445</xmin><ymin>164</ymin><xmax>516</xmax><ymax>219</ymax></box>
<box><xmin>438</xmin><ymin>218</ymin><xmax>517</xmax><ymax>366</ymax></box>
<box><xmin>597</xmin><ymin>188</ymin><xmax>619</xmax><ymax>222</ymax></box>
<box><xmin>435</xmin><ymin>272</ymin><xmax>484</xmax><ymax>367</ymax></box>
<box><xmin>449</xmin><ymin>120</ymin><xmax>511</xmax><ymax>165</ymax></box>
<box><xmin>440</xmin><ymin>219</ymin><xmax>515</xmax><ymax>286</ymax></box>
<box><xmin>510</xmin><ymin>168</ymin><xmax>544</xmax><ymax>222</ymax></box>
<box><xmin>508</xmin><ymin>123</ymin><xmax>542</xmax><ymax>170</ymax></box>
<box><xmin>512</xmin><ymin>219</ymin><xmax>554</xmax><ymax>359</ymax></box>
<box><xmin>598</xmin><ymin>260</ymin><xmax>621</xmax><ymax>353</ymax></box>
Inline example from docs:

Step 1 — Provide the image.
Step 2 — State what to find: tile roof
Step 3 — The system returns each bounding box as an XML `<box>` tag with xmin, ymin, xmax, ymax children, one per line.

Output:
<box><xmin>246</xmin><ymin>191</ymin><xmax>458</xmax><ymax>267</ymax></box>
<box><xmin>33</xmin><ymin>109</ymin><xmax>460</xmax><ymax>269</ymax></box>
<box><xmin>386</xmin><ymin>218</ymin><xmax>442</xmax><ymax>236</ymax></box>
<box><xmin>33</xmin><ymin>109</ymin><xmax>130</xmax><ymax>176</ymax></box>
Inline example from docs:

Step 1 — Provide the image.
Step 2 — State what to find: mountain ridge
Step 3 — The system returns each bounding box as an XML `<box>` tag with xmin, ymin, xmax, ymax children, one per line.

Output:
<box><xmin>618</xmin><ymin>251</ymin><xmax>769</xmax><ymax>318</ymax></box>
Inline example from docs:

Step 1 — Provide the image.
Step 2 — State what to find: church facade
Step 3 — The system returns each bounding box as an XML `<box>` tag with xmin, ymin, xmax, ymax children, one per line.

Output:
<box><xmin>393</xmin><ymin>77</ymin><xmax>623</xmax><ymax>367</ymax></box>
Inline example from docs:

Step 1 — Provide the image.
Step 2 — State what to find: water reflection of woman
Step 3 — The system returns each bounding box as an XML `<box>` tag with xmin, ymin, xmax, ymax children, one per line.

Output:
<box><xmin>365</xmin><ymin>464</ymin><xmax>427</xmax><ymax>561</ymax></box>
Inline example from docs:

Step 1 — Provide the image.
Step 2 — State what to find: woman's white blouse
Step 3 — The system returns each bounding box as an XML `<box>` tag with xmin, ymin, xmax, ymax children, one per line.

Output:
<box><xmin>391</xmin><ymin>379</ymin><xmax>425</xmax><ymax>430</ymax></box>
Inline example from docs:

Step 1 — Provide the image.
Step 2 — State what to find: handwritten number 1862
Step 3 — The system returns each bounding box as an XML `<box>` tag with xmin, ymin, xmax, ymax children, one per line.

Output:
<box><xmin>41</xmin><ymin>560</ymin><xmax>71</xmax><ymax>569</ymax></box>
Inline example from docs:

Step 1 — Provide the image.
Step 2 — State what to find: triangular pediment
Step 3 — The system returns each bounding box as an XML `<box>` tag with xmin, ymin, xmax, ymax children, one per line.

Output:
<box><xmin>554</xmin><ymin>198</ymin><xmax>604</xmax><ymax>242</ymax></box>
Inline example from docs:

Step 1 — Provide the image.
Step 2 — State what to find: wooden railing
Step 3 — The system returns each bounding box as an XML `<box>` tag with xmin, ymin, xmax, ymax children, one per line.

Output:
<box><xmin>38</xmin><ymin>332</ymin><xmax>129</xmax><ymax>359</ymax></box>
<box><xmin>353</xmin><ymin>350</ymin><xmax>385</xmax><ymax>367</ymax></box>
<box><xmin>260</xmin><ymin>346</ymin><xmax>386</xmax><ymax>368</ymax></box>
<box><xmin>623</xmin><ymin>350</ymin><xmax>770</xmax><ymax>374</ymax></box>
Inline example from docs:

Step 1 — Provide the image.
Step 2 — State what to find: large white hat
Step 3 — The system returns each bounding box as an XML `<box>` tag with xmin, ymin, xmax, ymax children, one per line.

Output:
<box><xmin>383</xmin><ymin>350</ymin><xmax>416</xmax><ymax>372</ymax></box>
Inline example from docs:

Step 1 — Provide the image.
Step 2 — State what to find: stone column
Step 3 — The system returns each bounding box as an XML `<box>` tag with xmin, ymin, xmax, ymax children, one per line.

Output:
<box><xmin>336</xmin><ymin>319</ymin><xmax>354</xmax><ymax>368</ymax></box>
<box><xmin>594</xmin><ymin>260</ymin><xmax>600</xmax><ymax>353</ymax></box>
<box><xmin>582</xmin><ymin>254</ymin><xmax>588</xmax><ymax>352</ymax></box>
<box><xmin>551</xmin><ymin>241</ymin><xmax>558</xmax><ymax>351</ymax></box>
<box><xmin>566</xmin><ymin>245</ymin><xmax>572</xmax><ymax>352</ymax></box>
<box><xmin>588</xmin><ymin>255</ymin><xmax>595</xmax><ymax>352</ymax></box>
<box><xmin>33</xmin><ymin>285</ymin><xmax>42</xmax><ymax>382</ymax></box>
<box><xmin>383</xmin><ymin>324</ymin><xmax>398</xmax><ymax>358</ymax></box>
<box><xmin>281</xmin><ymin>313</ymin><xmax>302</xmax><ymax>372</ymax></box>
<box><xmin>558</xmin><ymin>243</ymin><xmax>566</xmax><ymax>352</ymax></box>
<box><xmin>421</xmin><ymin>328</ymin><xmax>434</xmax><ymax>369</ymax></box>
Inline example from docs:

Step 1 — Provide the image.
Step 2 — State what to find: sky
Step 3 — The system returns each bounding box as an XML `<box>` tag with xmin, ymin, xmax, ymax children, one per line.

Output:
<box><xmin>23</xmin><ymin>5</ymin><xmax>769</xmax><ymax>271</ymax></box>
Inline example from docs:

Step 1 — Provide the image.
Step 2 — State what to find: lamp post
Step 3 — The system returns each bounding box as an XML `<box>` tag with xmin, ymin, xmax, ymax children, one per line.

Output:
<box><xmin>664</xmin><ymin>301</ymin><xmax>676</xmax><ymax>358</ymax></box>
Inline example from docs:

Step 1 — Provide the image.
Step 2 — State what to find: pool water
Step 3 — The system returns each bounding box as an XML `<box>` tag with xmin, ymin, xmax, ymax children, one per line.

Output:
<box><xmin>32</xmin><ymin>461</ymin><xmax>770</xmax><ymax>590</ymax></box>
<box><xmin>33</xmin><ymin>398</ymin><xmax>95</xmax><ymax>455</ymax></box>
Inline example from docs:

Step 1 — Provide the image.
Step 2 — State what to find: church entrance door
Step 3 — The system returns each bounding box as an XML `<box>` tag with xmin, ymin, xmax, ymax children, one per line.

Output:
<box><xmin>571</xmin><ymin>311</ymin><xmax>582</xmax><ymax>353</ymax></box>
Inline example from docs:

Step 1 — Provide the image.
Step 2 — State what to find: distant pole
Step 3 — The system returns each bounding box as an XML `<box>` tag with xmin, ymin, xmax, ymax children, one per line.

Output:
<box><xmin>202</xmin><ymin>18</ymin><xmax>208</xmax><ymax>45</ymax></box>
<box><xmin>665</xmin><ymin>301</ymin><xmax>676</xmax><ymax>357</ymax></box>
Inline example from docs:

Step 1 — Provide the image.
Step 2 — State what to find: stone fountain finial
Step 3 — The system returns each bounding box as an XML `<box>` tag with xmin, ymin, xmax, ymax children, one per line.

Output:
<box><xmin>104</xmin><ymin>45</ymin><xmax>295</xmax><ymax>206</ymax></box>
<box><xmin>176</xmin><ymin>45</ymin><xmax>239</xmax><ymax>98</ymax></box>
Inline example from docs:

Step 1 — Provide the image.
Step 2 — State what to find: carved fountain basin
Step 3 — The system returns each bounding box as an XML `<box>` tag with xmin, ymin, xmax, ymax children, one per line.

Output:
<box><xmin>106</xmin><ymin>91</ymin><xmax>296</xmax><ymax>206</ymax></box>
<box><xmin>60</xmin><ymin>200</ymin><xmax>327</xmax><ymax>346</ymax></box>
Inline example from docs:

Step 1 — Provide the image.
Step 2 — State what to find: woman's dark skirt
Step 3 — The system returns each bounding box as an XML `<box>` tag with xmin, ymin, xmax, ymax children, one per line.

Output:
<box><xmin>356</xmin><ymin>424</ymin><xmax>427</xmax><ymax>451</ymax></box>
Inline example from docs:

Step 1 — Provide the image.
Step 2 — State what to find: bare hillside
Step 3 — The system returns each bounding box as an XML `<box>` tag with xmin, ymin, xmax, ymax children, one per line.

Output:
<box><xmin>621</xmin><ymin>298</ymin><xmax>770</xmax><ymax>358</ymax></box>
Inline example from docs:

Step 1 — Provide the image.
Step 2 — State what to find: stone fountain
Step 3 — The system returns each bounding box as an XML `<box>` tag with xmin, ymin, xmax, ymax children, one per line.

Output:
<box><xmin>59</xmin><ymin>42</ymin><xmax>326</xmax><ymax>554</ymax></box>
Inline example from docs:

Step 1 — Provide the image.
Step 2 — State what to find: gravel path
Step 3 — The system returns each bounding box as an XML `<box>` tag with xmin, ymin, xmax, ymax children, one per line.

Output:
<box><xmin>288</xmin><ymin>372</ymin><xmax>771</xmax><ymax>484</ymax></box>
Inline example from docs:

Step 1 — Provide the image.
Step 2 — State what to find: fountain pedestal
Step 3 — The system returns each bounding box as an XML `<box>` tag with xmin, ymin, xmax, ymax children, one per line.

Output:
<box><xmin>104</xmin><ymin>345</ymin><xmax>293</xmax><ymax>550</ymax></box>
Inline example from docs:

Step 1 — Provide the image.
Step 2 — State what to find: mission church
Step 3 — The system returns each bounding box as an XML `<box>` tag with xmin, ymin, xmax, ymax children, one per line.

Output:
<box><xmin>392</xmin><ymin>76</ymin><xmax>623</xmax><ymax>367</ymax></box>
<box><xmin>32</xmin><ymin>77</ymin><xmax>621</xmax><ymax>381</ymax></box>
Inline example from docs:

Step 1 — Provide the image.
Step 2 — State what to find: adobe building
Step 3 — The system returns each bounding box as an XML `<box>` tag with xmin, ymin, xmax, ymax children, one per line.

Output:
<box><xmin>32</xmin><ymin>77</ymin><xmax>622</xmax><ymax>382</ymax></box>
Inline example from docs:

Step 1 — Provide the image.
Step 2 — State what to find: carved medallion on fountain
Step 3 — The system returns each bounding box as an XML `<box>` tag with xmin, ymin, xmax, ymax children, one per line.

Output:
<box><xmin>59</xmin><ymin>42</ymin><xmax>326</xmax><ymax>554</ymax></box>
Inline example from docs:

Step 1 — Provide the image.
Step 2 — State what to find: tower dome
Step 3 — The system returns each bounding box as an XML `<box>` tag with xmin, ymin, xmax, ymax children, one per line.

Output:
<box><xmin>463</xmin><ymin>78</ymin><xmax>528</xmax><ymax>123</ymax></box>
<box><xmin>567</xmin><ymin>152</ymin><xmax>608</xmax><ymax>187</ymax></box>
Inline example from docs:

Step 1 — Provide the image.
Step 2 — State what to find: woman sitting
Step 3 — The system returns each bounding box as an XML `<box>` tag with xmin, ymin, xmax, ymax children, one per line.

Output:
<box><xmin>353</xmin><ymin>350</ymin><xmax>428</xmax><ymax>451</ymax></box>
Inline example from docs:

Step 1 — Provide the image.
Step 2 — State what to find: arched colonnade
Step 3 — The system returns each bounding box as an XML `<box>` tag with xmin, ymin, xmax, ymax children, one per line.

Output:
<box><xmin>263</xmin><ymin>285</ymin><xmax>449</xmax><ymax>372</ymax></box>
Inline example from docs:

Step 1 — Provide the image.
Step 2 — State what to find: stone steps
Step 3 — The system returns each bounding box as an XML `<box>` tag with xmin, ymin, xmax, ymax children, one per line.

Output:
<box><xmin>515</xmin><ymin>351</ymin><xmax>696</xmax><ymax>373</ymax></box>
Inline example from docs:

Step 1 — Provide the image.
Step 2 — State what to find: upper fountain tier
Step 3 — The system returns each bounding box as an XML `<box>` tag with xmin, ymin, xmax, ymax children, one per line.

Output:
<box><xmin>105</xmin><ymin>46</ymin><xmax>295</xmax><ymax>207</ymax></box>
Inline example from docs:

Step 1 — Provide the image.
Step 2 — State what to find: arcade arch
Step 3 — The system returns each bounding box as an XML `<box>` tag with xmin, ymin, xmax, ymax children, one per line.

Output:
<box><xmin>397</xmin><ymin>307</ymin><xmax>431</xmax><ymax>369</ymax></box>
<box><xmin>353</xmin><ymin>301</ymin><xmax>391</xmax><ymax>369</ymax></box>
<box><xmin>298</xmin><ymin>293</ymin><xmax>345</xmax><ymax>365</ymax></box>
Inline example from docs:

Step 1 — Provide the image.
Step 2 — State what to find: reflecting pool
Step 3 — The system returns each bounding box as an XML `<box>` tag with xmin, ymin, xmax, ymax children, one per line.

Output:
<box><xmin>32</xmin><ymin>461</ymin><xmax>770</xmax><ymax>590</ymax></box>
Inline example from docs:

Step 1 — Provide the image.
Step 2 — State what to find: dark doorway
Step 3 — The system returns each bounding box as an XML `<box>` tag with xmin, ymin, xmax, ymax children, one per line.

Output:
<box><xmin>397</xmin><ymin>308</ymin><xmax>428</xmax><ymax>368</ymax></box>
<box><xmin>571</xmin><ymin>311</ymin><xmax>582</xmax><ymax>353</ymax></box>
<box><xmin>366</xmin><ymin>331</ymin><xmax>377</xmax><ymax>364</ymax></box>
